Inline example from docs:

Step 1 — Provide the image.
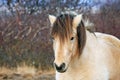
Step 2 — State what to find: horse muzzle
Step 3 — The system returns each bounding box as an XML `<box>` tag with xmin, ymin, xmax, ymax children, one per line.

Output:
<box><xmin>54</xmin><ymin>63</ymin><xmax>67</xmax><ymax>73</ymax></box>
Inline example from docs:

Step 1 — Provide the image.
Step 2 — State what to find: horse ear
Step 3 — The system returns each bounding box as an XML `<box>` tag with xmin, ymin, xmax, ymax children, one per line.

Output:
<box><xmin>73</xmin><ymin>14</ymin><xmax>83</xmax><ymax>28</ymax></box>
<box><xmin>48</xmin><ymin>15</ymin><xmax>56</xmax><ymax>25</ymax></box>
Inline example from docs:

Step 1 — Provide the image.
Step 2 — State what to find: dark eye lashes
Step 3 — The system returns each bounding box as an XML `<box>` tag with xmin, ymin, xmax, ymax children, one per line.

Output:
<box><xmin>70</xmin><ymin>37</ymin><xmax>74</xmax><ymax>40</ymax></box>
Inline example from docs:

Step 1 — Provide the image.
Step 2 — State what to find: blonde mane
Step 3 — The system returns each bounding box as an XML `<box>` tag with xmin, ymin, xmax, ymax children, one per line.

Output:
<box><xmin>84</xmin><ymin>19</ymin><xmax>95</xmax><ymax>32</ymax></box>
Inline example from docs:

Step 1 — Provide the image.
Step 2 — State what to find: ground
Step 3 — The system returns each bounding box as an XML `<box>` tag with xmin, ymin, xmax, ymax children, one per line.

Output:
<box><xmin>0</xmin><ymin>67</ymin><xmax>55</xmax><ymax>80</ymax></box>
<box><xmin>0</xmin><ymin>72</ymin><xmax>55</xmax><ymax>80</ymax></box>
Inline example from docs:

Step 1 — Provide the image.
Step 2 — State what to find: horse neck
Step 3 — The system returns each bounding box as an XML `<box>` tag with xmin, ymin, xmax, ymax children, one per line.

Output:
<box><xmin>84</xmin><ymin>30</ymin><xmax>98</xmax><ymax>51</ymax></box>
<box><xmin>81</xmin><ymin>30</ymin><xmax>98</xmax><ymax>60</ymax></box>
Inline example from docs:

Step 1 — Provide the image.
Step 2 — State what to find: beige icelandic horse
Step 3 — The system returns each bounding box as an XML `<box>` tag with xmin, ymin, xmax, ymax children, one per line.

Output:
<box><xmin>48</xmin><ymin>12</ymin><xmax>120</xmax><ymax>80</ymax></box>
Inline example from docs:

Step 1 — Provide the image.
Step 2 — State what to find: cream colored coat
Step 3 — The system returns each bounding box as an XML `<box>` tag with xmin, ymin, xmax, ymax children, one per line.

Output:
<box><xmin>56</xmin><ymin>31</ymin><xmax>120</xmax><ymax>80</ymax></box>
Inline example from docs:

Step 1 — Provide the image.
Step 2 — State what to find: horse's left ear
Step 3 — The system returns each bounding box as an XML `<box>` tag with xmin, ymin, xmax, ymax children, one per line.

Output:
<box><xmin>73</xmin><ymin>14</ymin><xmax>83</xmax><ymax>28</ymax></box>
<box><xmin>48</xmin><ymin>15</ymin><xmax>56</xmax><ymax>25</ymax></box>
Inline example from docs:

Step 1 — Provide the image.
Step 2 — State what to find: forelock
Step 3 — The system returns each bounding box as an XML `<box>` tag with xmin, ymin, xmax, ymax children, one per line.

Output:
<box><xmin>51</xmin><ymin>13</ymin><xmax>76</xmax><ymax>41</ymax></box>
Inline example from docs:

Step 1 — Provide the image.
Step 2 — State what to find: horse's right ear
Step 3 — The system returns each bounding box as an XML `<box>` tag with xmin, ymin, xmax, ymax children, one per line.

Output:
<box><xmin>48</xmin><ymin>15</ymin><xmax>56</xmax><ymax>25</ymax></box>
<box><xmin>73</xmin><ymin>14</ymin><xmax>83</xmax><ymax>29</ymax></box>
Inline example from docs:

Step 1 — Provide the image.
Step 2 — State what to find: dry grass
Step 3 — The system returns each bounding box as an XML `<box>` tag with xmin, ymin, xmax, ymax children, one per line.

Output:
<box><xmin>0</xmin><ymin>67</ymin><xmax>15</xmax><ymax>75</ymax></box>
<box><xmin>0</xmin><ymin>66</ymin><xmax>55</xmax><ymax>80</ymax></box>
<box><xmin>0</xmin><ymin>65</ymin><xmax>54</xmax><ymax>76</ymax></box>
<box><xmin>16</xmin><ymin>65</ymin><xmax>36</xmax><ymax>75</ymax></box>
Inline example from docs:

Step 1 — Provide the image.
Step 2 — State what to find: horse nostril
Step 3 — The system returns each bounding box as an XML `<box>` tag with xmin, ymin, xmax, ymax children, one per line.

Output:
<box><xmin>54</xmin><ymin>63</ymin><xmax>66</xmax><ymax>71</ymax></box>
<box><xmin>61</xmin><ymin>63</ymin><xmax>65</xmax><ymax>69</ymax></box>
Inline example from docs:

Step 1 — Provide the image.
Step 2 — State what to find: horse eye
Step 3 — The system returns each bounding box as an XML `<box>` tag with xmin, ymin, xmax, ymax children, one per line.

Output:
<box><xmin>70</xmin><ymin>37</ymin><xmax>74</xmax><ymax>40</ymax></box>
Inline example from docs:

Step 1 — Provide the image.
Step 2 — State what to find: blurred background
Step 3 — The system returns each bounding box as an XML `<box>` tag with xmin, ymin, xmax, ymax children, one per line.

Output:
<box><xmin>0</xmin><ymin>0</ymin><xmax>120</xmax><ymax>79</ymax></box>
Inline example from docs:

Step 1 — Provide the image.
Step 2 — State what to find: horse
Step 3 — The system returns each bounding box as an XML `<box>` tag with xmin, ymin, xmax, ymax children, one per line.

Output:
<box><xmin>48</xmin><ymin>12</ymin><xmax>120</xmax><ymax>80</ymax></box>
